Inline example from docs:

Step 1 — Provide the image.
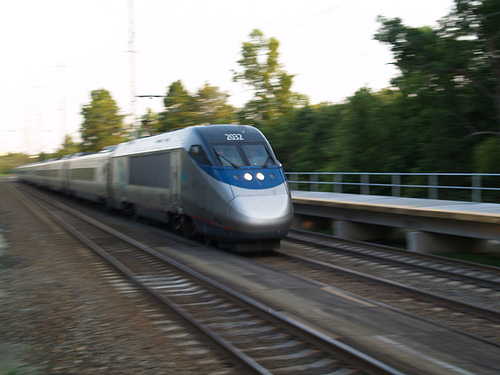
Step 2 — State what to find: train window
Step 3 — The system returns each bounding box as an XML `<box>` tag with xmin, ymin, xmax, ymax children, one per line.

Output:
<box><xmin>242</xmin><ymin>144</ymin><xmax>275</xmax><ymax>166</ymax></box>
<box><xmin>214</xmin><ymin>145</ymin><xmax>245</xmax><ymax>168</ymax></box>
<box><xmin>189</xmin><ymin>145</ymin><xmax>211</xmax><ymax>165</ymax></box>
<box><xmin>39</xmin><ymin>169</ymin><xmax>61</xmax><ymax>178</ymax></box>
<box><xmin>129</xmin><ymin>153</ymin><xmax>170</xmax><ymax>188</ymax></box>
<box><xmin>71</xmin><ymin>168</ymin><xmax>95</xmax><ymax>181</ymax></box>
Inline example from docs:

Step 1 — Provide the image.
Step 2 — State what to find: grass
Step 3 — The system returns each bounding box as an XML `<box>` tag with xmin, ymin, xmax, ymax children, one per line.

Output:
<box><xmin>0</xmin><ymin>365</ymin><xmax>38</xmax><ymax>375</ymax></box>
<box><xmin>300</xmin><ymin>228</ymin><xmax>500</xmax><ymax>268</ymax></box>
<box><xmin>433</xmin><ymin>252</ymin><xmax>500</xmax><ymax>268</ymax></box>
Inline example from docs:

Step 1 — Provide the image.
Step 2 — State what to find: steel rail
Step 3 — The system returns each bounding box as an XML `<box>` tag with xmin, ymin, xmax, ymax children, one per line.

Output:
<box><xmin>275</xmin><ymin>248</ymin><xmax>500</xmax><ymax>323</ymax></box>
<box><xmin>13</xmin><ymin>186</ymin><xmax>270</xmax><ymax>374</ymax></box>
<box><xmin>283</xmin><ymin>230</ymin><xmax>500</xmax><ymax>321</ymax></box>
<box><xmin>16</xmin><ymin>184</ymin><xmax>404</xmax><ymax>375</ymax></box>
<box><xmin>290</xmin><ymin>228</ymin><xmax>500</xmax><ymax>274</ymax></box>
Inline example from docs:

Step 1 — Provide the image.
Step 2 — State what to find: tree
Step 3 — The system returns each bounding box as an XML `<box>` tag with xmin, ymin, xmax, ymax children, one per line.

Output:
<box><xmin>80</xmin><ymin>89</ymin><xmax>127</xmax><ymax>152</ymax></box>
<box><xmin>374</xmin><ymin>1</ymin><xmax>500</xmax><ymax>172</ymax></box>
<box><xmin>158</xmin><ymin>80</ymin><xmax>197</xmax><ymax>132</ymax></box>
<box><xmin>443</xmin><ymin>0</ymin><xmax>500</xmax><ymax>134</ymax></box>
<box><xmin>265</xmin><ymin>104</ymin><xmax>341</xmax><ymax>172</ymax></box>
<box><xmin>54</xmin><ymin>135</ymin><xmax>80</xmax><ymax>158</ymax></box>
<box><xmin>331</xmin><ymin>88</ymin><xmax>407</xmax><ymax>172</ymax></box>
<box><xmin>0</xmin><ymin>153</ymin><xmax>31</xmax><ymax>175</ymax></box>
<box><xmin>140</xmin><ymin>108</ymin><xmax>161</xmax><ymax>136</ymax></box>
<box><xmin>474</xmin><ymin>137</ymin><xmax>500</xmax><ymax>173</ymax></box>
<box><xmin>375</xmin><ymin>0</ymin><xmax>500</xmax><ymax>138</ymax></box>
<box><xmin>192</xmin><ymin>83</ymin><xmax>236</xmax><ymax>125</ymax></box>
<box><xmin>233</xmin><ymin>29</ymin><xmax>306</xmax><ymax>126</ymax></box>
<box><xmin>158</xmin><ymin>81</ymin><xmax>236</xmax><ymax>131</ymax></box>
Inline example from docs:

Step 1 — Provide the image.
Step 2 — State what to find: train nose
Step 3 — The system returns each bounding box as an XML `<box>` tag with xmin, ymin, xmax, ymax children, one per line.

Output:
<box><xmin>228</xmin><ymin>194</ymin><xmax>293</xmax><ymax>234</ymax></box>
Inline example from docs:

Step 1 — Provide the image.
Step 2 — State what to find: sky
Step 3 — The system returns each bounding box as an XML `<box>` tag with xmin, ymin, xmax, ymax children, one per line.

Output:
<box><xmin>0</xmin><ymin>0</ymin><xmax>455</xmax><ymax>155</ymax></box>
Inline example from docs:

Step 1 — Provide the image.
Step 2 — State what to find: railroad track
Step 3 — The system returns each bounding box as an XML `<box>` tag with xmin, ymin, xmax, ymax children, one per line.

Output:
<box><xmin>262</xmin><ymin>229</ymin><xmax>500</xmax><ymax>344</ymax></box>
<box><xmin>13</xmin><ymin>184</ymin><xmax>403</xmax><ymax>375</ymax></box>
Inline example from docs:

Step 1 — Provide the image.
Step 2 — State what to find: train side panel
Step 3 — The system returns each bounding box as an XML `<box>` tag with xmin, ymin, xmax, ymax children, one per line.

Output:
<box><xmin>126</xmin><ymin>150</ymin><xmax>181</xmax><ymax>221</ymax></box>
<box><xmin>68</xmin><ymin>152</ymin><xmax>110</xmax><ymax>203</ymax></box>
<box><xmin>37</xmin><ymin>159</ymin><xmax>65</xmax><ymax>191</ymax></box>
<box><xmin>108</xmin><ymin>154</ymin><xmax>129</xmax><ymax>210</ymax></box>
<box><xmin>109</xmin><ymin>144</ymin><xmax>184</xmax><ymax>222</ymax></box>
<box><xmin>180</xmin><ymin>152</ymin><xmax>235</xmax><ymax>238</ymax></box>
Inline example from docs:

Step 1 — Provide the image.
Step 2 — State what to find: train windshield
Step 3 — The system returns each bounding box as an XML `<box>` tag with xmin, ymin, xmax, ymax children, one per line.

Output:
<box><xmin>242</xmin><ymin>144</ymin><xmax>275</xmax><ymax>166</ymax></box>
<box><xmin>214</xmin><ymin>145</ymin><xmax>245</xmax><ymax>167</ymax></box>
<box><xmin>213</xmin><ymin>144</ymin><xmax>275</xmax><ymax>168</ymax></box>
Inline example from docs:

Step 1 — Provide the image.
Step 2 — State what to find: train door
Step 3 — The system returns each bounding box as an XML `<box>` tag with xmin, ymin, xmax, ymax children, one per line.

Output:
<box><xmin>107</xmin><ymin>156</ymin><xmax>126</xmax><ymax>210</ymax></box>
<box><xmin>170</xmin><ymin>150</ymin><xmax>181</xmax><ymax>205</ymax></box>
<box><xmin>62</xmin><ymin>160</ymin><xmax>70</xmax><ymax>193</ymax></box>
<box><xmin>102</xmin><ymin>159</ymin><xmax>111</xmax><ymax>203</ymax></box>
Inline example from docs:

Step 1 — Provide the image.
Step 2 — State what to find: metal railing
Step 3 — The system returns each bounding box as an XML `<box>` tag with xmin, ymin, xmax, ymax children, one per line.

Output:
<box><xmin>286</xmin><ymin>172</ymin><xmax>500</xmax><ymax>203</ymax></box>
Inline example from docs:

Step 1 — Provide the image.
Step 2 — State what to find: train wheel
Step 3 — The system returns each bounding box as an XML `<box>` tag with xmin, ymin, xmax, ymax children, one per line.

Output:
<box><xmin>180</xmin><ymin>216</ymin><xmax>197</xmax><ymax>238</ymax></box>
<box><xmin>130</xmin><ymin>205</ymin><xmax>140</xmax><ymax>222</ymax></box>
<box><xmin>121</xmin><ymin>202</ymin><xmax>137</xmax><ymax>220</ymax></box>
<box><xmin>169</xmin><ymin>212</ymin><xmax>182</xmax><ymax>231</ymax></box>
<box><xmin>203</xmin><ymin>235</ymin><xmax>217</xmax><ymax>247</ymax></box>
<box><xmin>169</xmin><ymin>213</ymin><xmax>196</xmax><ymax>238</ymax></box>
<box><xmin>104</xmin><ymin>198</ymin><xmax>114</xmax><ymax>212</ymax></box>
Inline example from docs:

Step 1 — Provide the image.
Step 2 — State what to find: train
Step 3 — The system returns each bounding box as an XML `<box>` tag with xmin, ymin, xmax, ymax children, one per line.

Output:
<box><xmin>15</xmin><ymin>124</ymin><xmax>294</xmax><ymax>252</ymax></box>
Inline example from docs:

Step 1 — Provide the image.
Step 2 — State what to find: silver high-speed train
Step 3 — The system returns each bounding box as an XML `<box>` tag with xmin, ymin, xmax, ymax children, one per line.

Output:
<box><xmin>16</xmin><ymin>125</ymin><xmax>293</xmax><ymax>251</ymax></box>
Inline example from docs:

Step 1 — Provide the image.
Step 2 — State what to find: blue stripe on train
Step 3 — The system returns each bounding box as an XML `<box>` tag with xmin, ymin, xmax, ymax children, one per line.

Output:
<box><xmin>197</xmin><ymin>164</ymin><xmax>285</xmax><ymax>190</ymax></box>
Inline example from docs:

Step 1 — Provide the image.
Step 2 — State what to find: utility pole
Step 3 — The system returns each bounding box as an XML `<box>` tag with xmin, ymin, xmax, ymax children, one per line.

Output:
<box><xmin>129</xmin><ymin>0</ymin><xmax>137</xmax><ymax>138</ymax></box>
<box><xmin>56</xmin><ymin>65</ymin><xmax>68</xmax><ymax>148</ymax></box>
<box><xmin>135</xmin><ymin>95</ymin><xmax>165</xmax><ymax>137</ymax></box>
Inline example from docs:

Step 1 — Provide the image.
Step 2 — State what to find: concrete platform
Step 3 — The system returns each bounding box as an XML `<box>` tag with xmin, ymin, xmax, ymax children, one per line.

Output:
<box><xmin>292</xmin><ymin>191</ymin><xmax>500</xmax><ymax>223</ymax></box>
<box><xmin>291</xmin><ymin>191</ymin><xmax>500</xmax><ymax>253</ymax></box>
<box><xmin>157</xmin><ymin>245</ymin><xmax>500</xmax><ymax>375</ymax></box>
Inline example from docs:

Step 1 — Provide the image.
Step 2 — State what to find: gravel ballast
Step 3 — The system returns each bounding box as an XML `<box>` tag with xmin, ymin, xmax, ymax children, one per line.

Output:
<box><xmin>0</xmin><ymin>180</ymin><xmax>233</xmax><ymax>374</ymax></box>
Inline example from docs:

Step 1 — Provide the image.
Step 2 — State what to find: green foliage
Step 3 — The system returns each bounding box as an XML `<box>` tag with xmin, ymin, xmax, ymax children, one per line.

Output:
<box><xmin>371</xmin><ymin>0</ymin><xmax>500</xmax><ymax>173</ymax></box>
<box><xmin>473</xmin><ymin>137</ymin><xmax>500</xmax><ymax>173</ymax></box>
<box><xmin>434</xmin><ymin>251</ymin><xmax>500</xmax><ymax>267</ymax></box>
<box><xmin>62</xmin><ymin>2</ymin><xmax>498</xmax><ymax>177</ymax></box>
<box><xmin>0</xmin><ymin>153</ymin><xmax>32</xmax><ymax>175</ymax></box>
<box><xmin>233</xmin><ymin>29</ymin><xmax>307</xmax><ymax>127</ymax></box>
<box><xmin>376</xmin><ymin>0</ymin><xmax>500</xmax><ymax>137</ymax></box>
<box><xmin>80</xmin><ymin>89</ymin><xmax>127</xmax><ymax>152</ymax></box>
<box><xmin>268</xmin><ymin>88</ymin><xmax>415</xmax><ymax>173</ymax></box>
<box><xmin>0</xmin><ymin>364</ymin><xmax>37</xmax><ymax>375</ymax></box>
<box><xmin>158</xmin><ymin>80</ymin><xmax>197</xmax><ymax>131</ymax></box>
<box><xmin>193</xmin><ymin>83</ymin><xmax>237</xmax><ymax>125</ymax></box>
<box><xmin>140</xmin><ymin>108</ymin><xmax>161</xmax><ymax>136</ymax></box>
<box><xmin>333</xmin><ymin>88</ymin><xmax>392</xmax><ymax>172</ymax></box>
<box><xmin>264</xmin><ymin>104</ymin><xmax>342</xmax><ymax>172</ymax></box>
<box><xmin>53</xmin><ymin>135</ymin><xmax>80</xmax><ymax>158</ymax></box>
<box><xmin>158</xmin><ymin>81</ymin><xmax>236</xmax><ymax>132</ymax></box>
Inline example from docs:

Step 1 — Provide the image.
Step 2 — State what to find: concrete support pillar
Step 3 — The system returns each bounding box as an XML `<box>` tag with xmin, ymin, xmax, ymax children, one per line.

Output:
<box><xmin>334</xmin><ymin>220</ymin><xmax>396</xmax><ymax>242</ymax></box>
<box><xmin>292</xmin><ymin>214</ymin><xmax>332</xmax><ymax>232</ymax></box>
<box><xmin>407</xmin><ymin>231</ymin><xmax>486</xmax><ymax>254</ymax></box>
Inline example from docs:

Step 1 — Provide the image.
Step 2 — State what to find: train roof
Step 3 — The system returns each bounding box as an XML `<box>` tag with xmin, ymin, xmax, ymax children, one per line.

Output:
<box><xmin>113</xmin><ymin>127</ymin><xmax>191</xmax><ymax>157</ymax></box>
<box><xmin>112</xmin><ymin>124</ymin><xmax>264</xmax><ymax>157</ymax></box>
<box><xmin>16</xmin><ymin>125</ymin><xmax>267</xmax><ymax>166</ymax></box>
<box><xmin>190</xmin><ymin>124</ymin><xmax>265</xmax><ymax>143</ymax></box>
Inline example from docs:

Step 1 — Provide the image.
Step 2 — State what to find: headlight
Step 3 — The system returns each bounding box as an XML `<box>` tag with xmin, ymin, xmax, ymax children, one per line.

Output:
<box><xmin>256</xmin><ymin>172</ymin><xmax>265</xmax><ymax>180</ymax></box>
<box><xmin>243</xmin><ymin>173</ymin><xmax>253</xmax><ymax>181</ymax></box>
